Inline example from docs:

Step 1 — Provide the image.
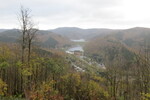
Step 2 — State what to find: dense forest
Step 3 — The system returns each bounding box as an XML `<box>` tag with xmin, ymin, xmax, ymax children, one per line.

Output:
<box><xmin>0</xmin><ymin>7</ymin><xmax>150</xmax><ymax>100</ymax></box>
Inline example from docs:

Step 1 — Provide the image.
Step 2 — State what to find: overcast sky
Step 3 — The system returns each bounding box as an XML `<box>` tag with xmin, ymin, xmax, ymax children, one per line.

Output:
<box><xmin>0</xmin><ymin>0</ymin><xmax>150</xmax><ymax>29</ymax></box>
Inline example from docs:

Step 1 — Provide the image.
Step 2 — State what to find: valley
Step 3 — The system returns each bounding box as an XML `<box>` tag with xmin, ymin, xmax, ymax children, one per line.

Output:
<box><xmin>0</xmin><ymin>27</ymin><xmax>150</xmax><ymax>100</ymax></box>
<box><xmin>1</xmin><ymin>0</ymin><xmax>150</xmax><ymax>99</ymax></box>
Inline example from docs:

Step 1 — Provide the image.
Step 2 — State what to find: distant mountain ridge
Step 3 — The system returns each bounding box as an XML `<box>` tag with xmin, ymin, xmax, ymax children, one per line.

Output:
<box><xmin>0</xmin><ymin>29</ymin><xmax>72</xmax><ymax>48</ymax></box>
<box><xmin>50</xmin><ymin>27</ymin><xmax>115</xmax><ymax>39</ymax></box>
<box><xmin>1</xmin><ymin>27</ymin><xmax>150</xmax><ymax>40</ymax></box>
<box><xmin>0</xmin><ymin>29</ymin><xmax>10</xmax><ymax>32</ymax></box>
<box><xmin>1</xmin><ymin>27</ymin><xmax>150</xmax><ymax>48</ymax></box>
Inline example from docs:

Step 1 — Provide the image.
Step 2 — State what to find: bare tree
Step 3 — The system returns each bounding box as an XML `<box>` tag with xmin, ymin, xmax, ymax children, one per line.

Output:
<box><xmin>18</xmin><ymin>6</ymin><xmax>38</xmax><ymax>99</ymax></box>
<box><xmin>18</xmin><ymin>6</ymin><xmax>29</xmax><ymax>63</ymax></box>
<box><xmin>18</xmin><ymin>6</ymin><xmax>38</xmax><ymax>64</ymax></box>
<box><xmin>27</xmin><ymin>26</ymin><xmax>38</xmax><ymax>64</ymax></box>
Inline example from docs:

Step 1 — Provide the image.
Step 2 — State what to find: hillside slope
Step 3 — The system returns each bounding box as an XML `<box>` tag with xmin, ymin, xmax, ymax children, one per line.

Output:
<box><xmin>50</xmin><ymin>27</ymin><xmax>114</xmax><ymax>40</ymax></box>
<box><xmin>0</xmin><ymin>29</ymin><xmax>72</xmax><ymax>48</ymax></box>
<box><xmin>86</xmin><ymin>27</ymin><xmax>150</xmax><ymax>53</ymax></box>
<box><xmin>84</xmin><ymin>36</ymin><xmax>135</xmax><ymax>66</ymax></box>
<box><xmin>105</xmin><ymin>27</ymin><xmax>150</xmax><ymax>52</ymax></box>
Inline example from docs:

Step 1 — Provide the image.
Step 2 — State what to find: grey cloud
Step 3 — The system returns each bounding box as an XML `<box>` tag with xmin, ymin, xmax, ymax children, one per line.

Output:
<box><xmin>0</xmin><ymin>0</ymin><xmax>149</xmax><ymax>29</ymax></box>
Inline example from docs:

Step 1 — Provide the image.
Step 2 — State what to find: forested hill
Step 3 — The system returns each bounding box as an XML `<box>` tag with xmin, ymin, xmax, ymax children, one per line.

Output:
<box><xmin>0</xmin><ymin>29</ymin><xmax>72</xmax><ymax>48</ymax></box>
<box><xmin>50</xmin><ymin>27</ymin><xmax>114</xmax><ymax>39</ymax></box>
<box><xmin>84</xmin><ymin>27</ymin><xmax>150</xmax><ymax>100</ymax></box>
<box><xmin>85</xmin><ymin>27</ymin><xmax>150</xmax><ymax>62</ymax></box>
<box><xmin>86</xmin><ymin>27</ymin><xmax>150</xmax><ymax>53</ymax></box>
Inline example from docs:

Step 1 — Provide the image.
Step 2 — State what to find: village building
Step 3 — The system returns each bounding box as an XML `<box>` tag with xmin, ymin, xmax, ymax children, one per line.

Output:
<box><xmin>66</xmin><ymin>46</ymin><xmax>84</xmax><ymax>56</ymax></box>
